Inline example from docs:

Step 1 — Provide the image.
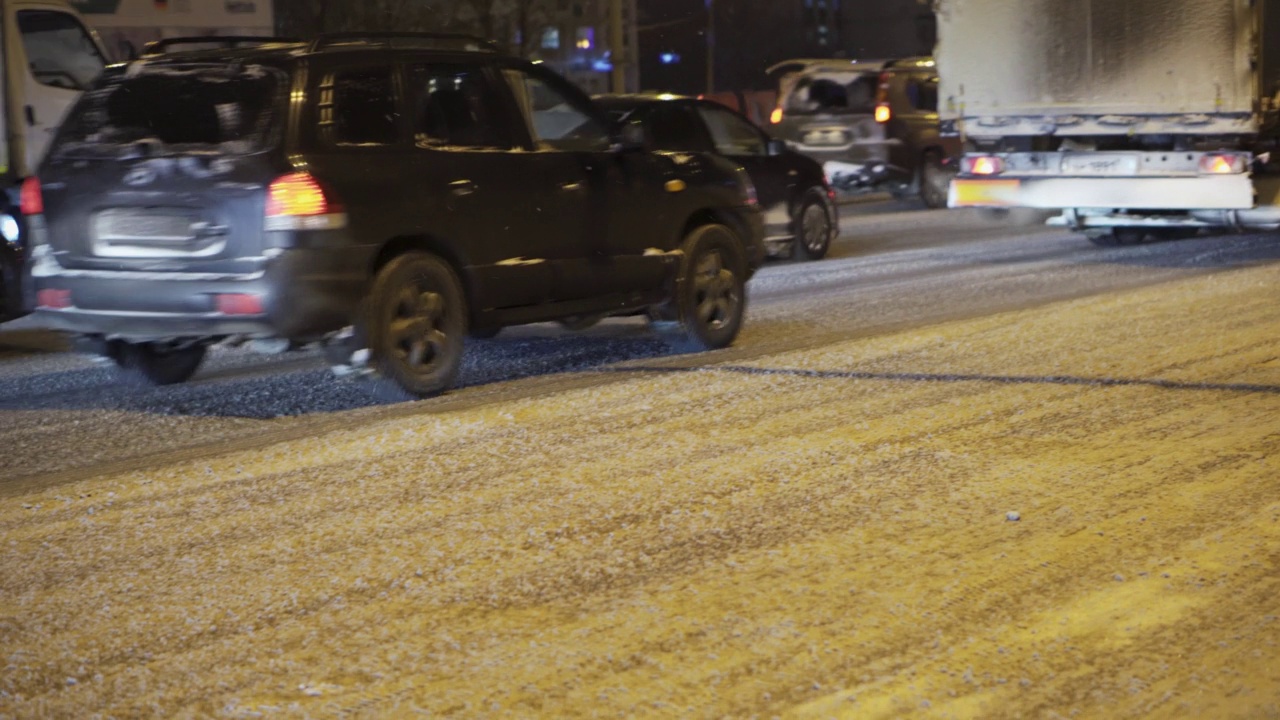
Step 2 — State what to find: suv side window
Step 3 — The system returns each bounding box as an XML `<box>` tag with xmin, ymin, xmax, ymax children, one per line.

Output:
<box><xmin>320</xmin><ymin>66</ymin><xmax>400</xmax><ymax>146</ymax></box>
<box><xmin>409</xmin><ymin>64</ymin><xmax>509</xmax><ymax>149</ymax></box>
<box><xmin>696</xmin><ymin>104</ymin><xmax>767</xmax><ymax>156</ymax></box>
<box><xmin>502</xmin><ymin>67</ymin><xmax>610</xmax><ymax>152</ymax></box>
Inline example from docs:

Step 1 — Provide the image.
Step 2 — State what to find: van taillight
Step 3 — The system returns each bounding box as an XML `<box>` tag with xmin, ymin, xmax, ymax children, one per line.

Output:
<box><xmin>770</xmin><ymin>107</ymin><xmax>783</xmax><ymax>124</ymax></box>
<box><xmin>20</xmin><ymin>177</ymin><xmax>43</xmax><ymax>215</ymax></box>
<box><xmin>265</xmin><ymin>172</ymin><xmax>347</xmax><ymax>231</ymax></box>
<box><xmin>874</xmin><ymin>71</ymin><xmax>891</xmax><ymax>124</ymax></box>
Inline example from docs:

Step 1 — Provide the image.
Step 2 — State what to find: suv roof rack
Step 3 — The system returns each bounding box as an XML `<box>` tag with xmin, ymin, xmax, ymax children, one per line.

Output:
<box><xmin>140</xmin><ymin>35</ymin><xmax>300</xmax><ymax>57</ymax></box>
<box><xmin>310</xmin><ymin>32</ymin><xmax>499</xmax><ymax>53</ymax></box>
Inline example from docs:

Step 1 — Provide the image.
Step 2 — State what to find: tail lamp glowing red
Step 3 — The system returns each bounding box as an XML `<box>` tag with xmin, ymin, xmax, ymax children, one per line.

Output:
<box><xmin>20</xmin><ymin>176</ymin><xmax>43</xmax><ymax>215</ymax></box>
<box><xmin>962</xmin><ymin>155</ymin><xmax>1005</xmax><ymax>176</ymax></box>
<box><xmin>1199</xmin><ymin>153</ymin><xmax>1246</xmax><ymax>175</ymax></box>
<box><xmin>265</xmin><ymin>172</ymin><xmax>347</xmax><ymax>231</ymax></box>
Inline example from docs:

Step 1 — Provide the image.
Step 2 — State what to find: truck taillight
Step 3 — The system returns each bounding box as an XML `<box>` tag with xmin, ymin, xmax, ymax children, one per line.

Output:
<box><xmin>265</xmin><ymin>172</ymin><xmax>347</xmax><ymax>231</ymax></box>
<box><xmin>20</xmin><ymin>176</ymin><xmax>43</xmax><ymax>215</ymax></box>
<box><xmin>1199</xmin><ymin>153</ymin><xmax>1246</xmax><ymax>175</ymax></box>
<box><xmin>874</xmin><ymin>104</ymin><xmax>891</xmax><ymax>123</ymax></box>
<box><xmin>963</xmin><ymin>155</ymin><xmax>1005</xmax><ymax>176</ymax></box>
<box><xmin>770</xmin><ymin>107</ymin><xmax>783</xmax><ymax>124</ymax></box>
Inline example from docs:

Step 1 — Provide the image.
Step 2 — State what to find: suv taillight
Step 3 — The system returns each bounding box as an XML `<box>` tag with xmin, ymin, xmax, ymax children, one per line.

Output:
<box><xmin>20</xmin><ymin>176</ymin><xmax>43</xmax><ymax>215</ymax></box>
<box><xmin>265</xmin><ymin>172</ymin><xmax>347</xmax><ymax>231</ymax></box>
<box><xmin>874</xmin><ymin>104</ymin><xmax>891</xmax><ymax>123</ymax></box>
<box><xmin>770</xmin><ymin>107</ymin><xmax>783</xmax><ymax>124</ymax></box>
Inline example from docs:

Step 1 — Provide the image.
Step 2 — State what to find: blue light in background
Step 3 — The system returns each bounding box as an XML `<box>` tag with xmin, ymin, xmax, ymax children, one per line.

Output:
<box><xmin>660</xmin><ymin>52</ymin><xmax>680</xmax><ymax>65</ymax></box>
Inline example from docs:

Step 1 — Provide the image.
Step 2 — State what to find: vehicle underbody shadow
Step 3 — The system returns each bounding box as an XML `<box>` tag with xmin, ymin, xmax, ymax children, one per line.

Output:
<box><xmin>0</xmin><ymin>322</ymin><xmax>675</xmax><ymax>418</ymax></box>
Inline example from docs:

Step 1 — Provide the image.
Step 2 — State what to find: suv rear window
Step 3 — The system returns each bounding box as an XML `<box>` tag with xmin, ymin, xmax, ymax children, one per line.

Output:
<box><xmin>53</xmin><ymin>64</ymin><xmax>283</xmax><ymax>158</ymax></box>
<box><xmin>782</xmin><ymin>72</ymin><xmax>878</xmax><ymax>115</ymax></box>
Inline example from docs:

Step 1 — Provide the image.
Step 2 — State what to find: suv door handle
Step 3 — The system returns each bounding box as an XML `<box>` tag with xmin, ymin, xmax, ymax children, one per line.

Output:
<box><xmin>449</xmin><ymin>179</ymin><xmax>476</xmax><ymax>197</ymax></box>
<box><xmin>24</xmin><ymin>105</ymin><xmax>35</xmax><ymax>127</ymax></box>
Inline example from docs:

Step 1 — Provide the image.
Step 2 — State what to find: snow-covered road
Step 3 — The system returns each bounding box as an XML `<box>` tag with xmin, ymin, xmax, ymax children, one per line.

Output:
<box><xmin>3</xmin><ymin>209</ymin><xmax>1279</xmax><ymax>717</ymax></box>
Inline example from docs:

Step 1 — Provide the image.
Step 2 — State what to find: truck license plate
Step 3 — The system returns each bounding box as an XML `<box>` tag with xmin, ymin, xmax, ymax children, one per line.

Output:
<box><xmin>1061</xmin><ymin>154</ymin><xmax>1139</xmax><ymax>176</ymax></box>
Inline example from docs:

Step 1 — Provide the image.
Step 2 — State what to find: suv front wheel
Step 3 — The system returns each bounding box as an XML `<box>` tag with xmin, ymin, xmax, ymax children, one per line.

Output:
<box><xmin>654</xmin><ymin>224</ymin><xmax>747</xmax><ymax>352</ymax></box>
<box><xmin>365</xmin><ymin>252</ymin><xmax>467</xmax><ymax>399</ymax></box>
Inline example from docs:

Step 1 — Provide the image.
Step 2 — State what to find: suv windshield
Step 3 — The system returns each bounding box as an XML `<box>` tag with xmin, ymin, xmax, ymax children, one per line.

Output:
<box><xmin>782</xmin><ymin>71</ymin><xmax>878</xmax><ymax>115</ymax></box>
<box><xmin>53</xmin><ymin>64</ymin><xmax>283</xmax><ymax>158</ymax></box>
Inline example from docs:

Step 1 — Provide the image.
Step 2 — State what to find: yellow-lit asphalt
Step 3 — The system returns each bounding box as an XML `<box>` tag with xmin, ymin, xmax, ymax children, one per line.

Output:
<box><xmin>3</xmin><ymin>262</ymin><xmax>1279</xmax><ymax>718</ymax></box>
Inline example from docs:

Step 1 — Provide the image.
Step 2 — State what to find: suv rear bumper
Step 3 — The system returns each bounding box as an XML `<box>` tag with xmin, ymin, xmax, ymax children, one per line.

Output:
<box><xmin>30</xmin><ymin>247</ymin><xmax>371</xmax><ymax>342</ymax></box>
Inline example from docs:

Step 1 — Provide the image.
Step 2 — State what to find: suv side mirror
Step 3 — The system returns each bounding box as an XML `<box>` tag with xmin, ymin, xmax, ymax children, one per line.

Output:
<box><xmin>766</xmin><ymin>138</ymin><xmax>787</xmax><ymax>157</ymax></box>
<box><xmin>614</xmin><ymin>122</ymin><xmax>647</xmax><ymax>152</ymax></box>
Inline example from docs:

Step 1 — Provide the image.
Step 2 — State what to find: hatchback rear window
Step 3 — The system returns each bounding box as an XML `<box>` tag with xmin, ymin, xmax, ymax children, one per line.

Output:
<box><xmin>783</xmin><ymin>72</ymin><xmax>878</xmax><ymax>115</ymax></box>
<box><xmin>53</xmin><ymin>64</ymin><xmax>284</xmax><ymax>158</ymax></box>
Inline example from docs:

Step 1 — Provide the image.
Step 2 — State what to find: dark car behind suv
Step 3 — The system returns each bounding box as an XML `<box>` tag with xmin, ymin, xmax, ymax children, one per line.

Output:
<box><xmin>595</xmin><ymin>93</ymin><xmax>838</xmax><ymax>261</ymax></box>
<box><xmin>26</xmin><ymin>33</ymin><xmax>765</xmax><ymax>398</ymax></box>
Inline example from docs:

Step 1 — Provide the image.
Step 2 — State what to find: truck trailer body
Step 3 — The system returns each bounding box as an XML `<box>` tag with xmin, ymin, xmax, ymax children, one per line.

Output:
<box><xmin>939</xmin><ymin>0</ymin><xmax>1280</xmax><ymax>240</ymax></box>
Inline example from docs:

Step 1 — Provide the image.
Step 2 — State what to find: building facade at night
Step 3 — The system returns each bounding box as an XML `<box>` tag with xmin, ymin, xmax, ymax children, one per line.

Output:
<box><xmin>638</xmin><ymin>0</ymin><xmax>935</xmax><ymax>95</ymax></box>
<box><xmin>526</xmin><ymin>0</ymin><xmax>640</xmax><ymax>94</ymax></box>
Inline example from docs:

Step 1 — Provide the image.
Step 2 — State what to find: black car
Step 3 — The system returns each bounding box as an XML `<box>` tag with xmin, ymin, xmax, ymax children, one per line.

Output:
<box><xmin>25</xmin><ymin>33</ymin><xmax>765</xmax><ymax>399</ymax></box>
<box><xmin>595</xmin><ymin>94</ymin><xmax>838</xmax><ymax>261</ymax></box>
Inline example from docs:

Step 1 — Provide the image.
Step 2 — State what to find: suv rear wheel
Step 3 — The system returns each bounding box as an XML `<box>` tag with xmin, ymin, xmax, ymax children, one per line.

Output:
<box><xmin>365</xmin><ymin>252</ymin><xmax>466</xmax><ymax>399</ymax></box>
<box><xmin>109</xmin><ymin>341</ymin><xmax>207</xmax><ymax>386</ymax></box>
<box><xmin>653</xmin><ymin>224</ymin><xmax>747</xmax><ymax>352</ymax></box>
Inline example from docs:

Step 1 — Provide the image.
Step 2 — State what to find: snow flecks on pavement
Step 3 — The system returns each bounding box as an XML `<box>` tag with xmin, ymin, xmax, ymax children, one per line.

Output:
<box><xmin>3</xmin><ymin>265</ymin><xmax>1280</xmax><ymax>717</ymax></box>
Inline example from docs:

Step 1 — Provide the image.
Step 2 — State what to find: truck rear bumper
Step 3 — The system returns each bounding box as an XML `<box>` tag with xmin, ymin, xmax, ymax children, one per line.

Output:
<box><xmin>949</xmin><ymin>175</ymin><xmax>1254</xmax><ymax>210</ymax></box>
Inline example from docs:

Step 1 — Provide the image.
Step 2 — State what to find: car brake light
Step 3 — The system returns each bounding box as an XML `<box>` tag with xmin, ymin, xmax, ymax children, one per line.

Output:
<box><xmin>874</xmin><ymin>104</ymin><xmax>891</xmax><ymax>123</ymax></box>
<box><xmin>265</xmin><ymin>172</ymin><xmax>347</xmax><ymax>231</ymax></box>
<box><xmin>20</xmin><ymin>176</ymin><xmax>43</xmax><ymax>215</ymax></box>
<box><xmin>770</xmin><ymin>107</ymin><xmax>783</xmax><ymax>124</ymax></box>
<box><xmin>1199</xmin><ymin>153</ymin><xmax>1245</xmax><ymax>174</ymax></box>
<box><xmin>963</xmin><ymin>155</ymin><xmax>1005</xmax><ymax>176</ymax></box>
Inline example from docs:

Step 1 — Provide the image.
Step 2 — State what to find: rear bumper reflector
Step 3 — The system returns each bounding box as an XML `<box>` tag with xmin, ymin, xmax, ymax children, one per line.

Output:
<box><xmin>37</xmin><ymin>288</ymin><xmax>72</xmax><ymax>309</ymax></box>
<box><xmin>215</xmin><ymin>293</ymin><xmax>265</xmax><ymax>315</ymax></box>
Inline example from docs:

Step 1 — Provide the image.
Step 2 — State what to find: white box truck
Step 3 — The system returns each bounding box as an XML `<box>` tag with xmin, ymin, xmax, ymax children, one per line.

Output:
<box><xmin>70</xmin><ymin>0</ymin><xmax>273</xmax><ymax>61</ymax></box>
<box><xmin>940</xmin><ymin>0</ymin><xmax>1280</xmax><ymax>245</ymax></box>
<box><xmin>0</xmin><ymin>1</ymin><xmax>106</xmax><ymax>318</ymax></box>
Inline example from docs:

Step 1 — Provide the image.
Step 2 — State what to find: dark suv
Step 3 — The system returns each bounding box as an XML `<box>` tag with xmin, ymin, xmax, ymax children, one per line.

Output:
<box><xmin>25</xmin><ymin>33</ymin><xmax>765</xmax><ymax>398</ymax></box>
